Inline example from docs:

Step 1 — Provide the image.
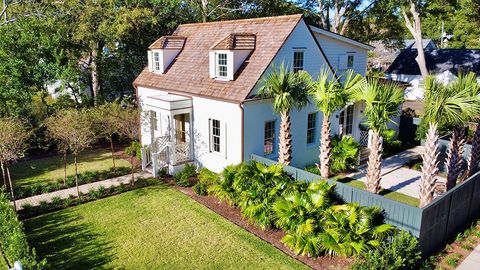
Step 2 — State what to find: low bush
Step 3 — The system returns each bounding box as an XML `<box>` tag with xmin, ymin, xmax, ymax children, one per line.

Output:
<box><xmin>351</xmin><ymin>230</ymin><xmax>424</xmax><ymax>270</ymax></box>
<box><xmin>51</xmin><ymin>196</ymin><xmax>62</xmax><ymax>207</ymax></box>
<box><xmin>0</xmin><ymin>190</ymin><xmax>46</xmax><ymax>269</ymax></box>
<box><xmin>173</xmin><ymin>164</ymin><xmax>197</xmax><ymax>187</ymax></box>
<box><xmin>193</xmin><ymin>182</ymin><xmax>208</xmax><ymax>196</ymax></box>
<box><xmin>193</xmin><ymin>168</ymin><xmax>219</xmax><ymax>195</ymax></box>
<box><xmin>125</xmin><ymin>141</ymin><xmax>142</xmax><ymax>160</ymax></box>
<box><xmin>330</xmin><ymin>135</ymin><xmax>360</xmax><ymax>173</ymax></box>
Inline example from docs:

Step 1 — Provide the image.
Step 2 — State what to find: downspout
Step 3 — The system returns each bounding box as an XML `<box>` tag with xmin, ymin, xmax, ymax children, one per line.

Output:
<box><xmin>239</xmin><ymin>102</ymin><xmax>245</xmax><ymax>162</ymax></box>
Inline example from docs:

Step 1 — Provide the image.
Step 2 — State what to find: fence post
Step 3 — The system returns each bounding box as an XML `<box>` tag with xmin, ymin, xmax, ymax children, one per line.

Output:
<box><xmin>141</xmin><ymin>148</ymin><xmax>147</xmax><ymax>171</ymax></box>
<box><xmin>152</xmin><ymin>153</ymin><xmax>158</xmax><ymax>177</ymax></box>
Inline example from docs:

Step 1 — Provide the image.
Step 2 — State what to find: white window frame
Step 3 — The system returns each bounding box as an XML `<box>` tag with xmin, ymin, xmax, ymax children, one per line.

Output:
<box><xmin>306</xmin><ymin>112</ymin><xmax>317</xmax><ymax>145</ymax></box>
<box><xmin>264</xmin><ymin>120</ymin><xmax>275</xmax><ymax>156</ymax></box>
<box><xmin>216</xmin><ymin>53</ymin><xmax>228</xmax><ymax>78</ymax></box>
<box><xmin>347</xmin><ymin>54</ymin><xmax>355</xmax><ymax>69</ymax></box>
<box><xmin>150</xmin><ymin>110</ymin><xmax>158</xmax><ymax>131</ymax></box>
<box><xmin>209</xmin><ymin>119</ymin><xmax>221</xmax><ymax>153</ymax></box>
<box><xmin>293</xmin><ymin>50</ymin><xmax>305</xmax><ymax>72</ymax></box>
<box><xmin>153</xmin><ymin>52</ymin><xmax>161</xmax><ymax>72</ymax></box>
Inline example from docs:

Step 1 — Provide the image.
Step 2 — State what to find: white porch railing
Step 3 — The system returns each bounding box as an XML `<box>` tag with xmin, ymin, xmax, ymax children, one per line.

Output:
<box><xmin>359</xmin><ymin>130</ymin><xmax>369</xmax><ymax>147</ymax></box>
<box><xmin>175</xmin><ymin>142</ymin><xmax>190</xmax><ymax>164</ymax></box>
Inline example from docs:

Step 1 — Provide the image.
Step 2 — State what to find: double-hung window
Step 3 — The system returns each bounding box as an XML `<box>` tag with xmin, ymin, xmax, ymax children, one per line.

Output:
<box><xmin>264</xmin><ymin>120</ymin><xmax>275</xmax><ymax>155</ymax></box>
<box><xmin>307</xmin><ymin>113</ymin><xmax>316</xmax><ymax>144</ymax></box>
<box><xmin>216</xmin><ymin>53</ymin><xmax>228</xmax><ymax>78</ymax></box>
<box><xmin>153</xmin><ymin>52</ymin><xmax>161</xmax><ymax>72</ymax></box>
<box><xmin>293</xmin><ymin>50</ymin><xmax>304</xmax><ymax>72</ymax></box>
<box><xmin>347</xmin><ymin>54</ymin><xmax>354</xmax><ymax>69</ymax></box>
<box><xmin>210</xmin><ymin>119</ymin><xmax>221</xmax><ymax>153</ymax></box>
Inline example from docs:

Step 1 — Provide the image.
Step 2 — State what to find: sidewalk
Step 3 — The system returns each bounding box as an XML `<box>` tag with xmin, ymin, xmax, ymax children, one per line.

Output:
<box><xmin>15</xmin><ymin>171</ymin><xmax>153</xmax><ymax>210</ymax></box>
<box><xmin>457</xmin><ymin>245</ymin><xmax>480</xmax><ymax>269</ymax></box>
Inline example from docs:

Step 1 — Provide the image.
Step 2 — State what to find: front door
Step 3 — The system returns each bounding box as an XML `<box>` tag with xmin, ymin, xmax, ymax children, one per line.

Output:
<box><xmin>174</xmin><ymin>114</ymin><xmax>186</xmax><ymax>144</ymax></box>
<box><xmin>339</xmin><ymin>105</ymin><xmax>354</xmax><ymax>137</ymax></box>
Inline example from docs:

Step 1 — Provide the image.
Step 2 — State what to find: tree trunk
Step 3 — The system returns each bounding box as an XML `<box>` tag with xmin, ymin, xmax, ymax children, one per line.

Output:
<box><xmin>319</xmin><ymin>116</ymin><xmax>332</xmax><ymax>178</ymax></box>
<box><xmin>366</xmin><ymin>130</ymin><xmax>382</xmax><ymax>194</ymax></box>
<box><xmin>456</xmin><ymin>128</ymin><xmax>467</xmax><ymax>181</ymax></box>
<box><xmin>63</xmin><ymin>151</ymin><xmax>67</xmax><ymax>186</ymax></box>
<box><xmin>467</xmin><ymin>121</ymin><xmax>480</xmax><ymax>177</ymax></box>
<box><xmin>74</xmin><ymin>153</ymin><xmax>80</xmax><ymax>197</ymax></box>
<box><xmin>419</xmin><ymin>123</ymin><xmax>440</xmax><ymax>208</ymax></box>
<box><xmin>0</xmin><ymin>161</ymin><xmax>5</xmax><ymax>189</ymax></box>
<box><xmin>91</xmin><ymin>45</ymin><xmax>100</xmax><ymax>106</ymax></box>
<box><xmin>6</xmin><ymin>166</ymin><xmax>15</xmax><ymax>211</ymax></box>
<box><xmin>130</xmin><ymin>155</ymin><xmax>135</xmax><ymax>186</ymax></box>
<box><xmin>110</xmin><ymin>138</ymin><xmax>116</xmax><ymax>172</ymax></box>
<box><xmin>445</xmin><ymin>130</ymin><xmax>459</xmax><ymax>191</ymax></box>
<box><xmin>402</xmin><ymin>1</ymin><xmax>428</xmax><ymax>79</ymax></box>
<box><xmin>278</xmin><ymin>111</ymin><xmax>293</xmax><ymax>165</ymax></box>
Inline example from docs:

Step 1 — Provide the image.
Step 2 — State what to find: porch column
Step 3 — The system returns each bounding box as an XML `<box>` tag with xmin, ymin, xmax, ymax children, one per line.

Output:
<box><xmin>141</xmin><ymin>148</ymin><xmax>147</xmax><ymax>171</ymax></box>
<box><xmin>169</xmin><ymin>113</ymin><xmax>177</xmax><ymax>165</ymax></box>
<box><xmin>152</xmin><ymin>152</ymin><xmax>158</xmax><ymax>177</ymax></box>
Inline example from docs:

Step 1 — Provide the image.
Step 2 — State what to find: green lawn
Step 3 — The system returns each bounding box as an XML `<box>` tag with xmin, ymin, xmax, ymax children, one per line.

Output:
<box><xmin>24</xmin><ymin>184</ymin><xmax>309</xmax><ymax>270</ymax></box>
<box><xmin>11</xmin><ymin>148</ymin><xmax>131</xmax><ymax>188</ymax></box>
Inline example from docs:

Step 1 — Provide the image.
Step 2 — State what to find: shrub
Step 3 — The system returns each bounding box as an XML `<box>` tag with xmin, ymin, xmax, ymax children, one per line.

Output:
<box><xmin>351</xmin><ymin>230</ymin><xmax>424</xmax><ymax>270</ymax></box>
<box><xmin>66</xmin><ymin>175</ymin><xmax>76</xmax><ymax>187</ymax></box>
<box><xmin>21</xmin><ymin>203</ymin><xmax>33</xmax><ymax>212</ymax></box>
<box><xmin>173</xmin><ymin>164</ymin><xmax>197</xmax><ymax>187</ymax></box>
<box><xmin>125</xmin><ymin>141</ymin><xmax>142</xmax><ymax>160</ymax></box>
<box><xmin>41</xmin><ymin>184</ymin><xmax>52</xmax><ymax>194</ymax></box>
<box><xmin>51</xmin><ymin>196</ymin><xmax>62</xmax><ymax>207</ymax></box>
<box><xmin>63</xmin><ymin>196</ymin><xmax>75</xmax><ymax>207</ymax></box>
<box><xmin>330</xmin><ymin>135</ymin><xmax>360</xmax><ymax>173</ymax></box>
<box><xmin>158</xmin><ymin>168</ymin><xmax>168</xmax><ymax>178</ymax></box>
<box><xmin>39</xmin><ymin>200</ymin><xmax>49</xmax><ymax>212</ymax></box>
<box><xmin>31</xmin><ymin>183</ymin><xmax>43</xmax><ymax>195</ymax></box>
<box><xmin>0</xmin><ymin>190</ymin><xmax>45</xmax><ymax>269</ymax></box>
<box><xmin>193</xmin><ymin>182</ymin><xmax>208</xmax><ymax>196</ymax></box>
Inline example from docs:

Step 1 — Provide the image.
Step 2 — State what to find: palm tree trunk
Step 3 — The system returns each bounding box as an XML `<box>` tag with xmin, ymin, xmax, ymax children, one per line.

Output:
<box><xmin>456</xmin><ymin>128</ymin><xmax>467</xmax><ymax>181</ymax></box>
<box><xmin>366</xmin><ymin>130</ymin><xmax>382</xmax><ymax>194</ymax></box>
<box><xmin>319</xmin><ymin>116</ymin><xmax>332</xmax><ymax>178</ymax></box>
<box><xmin>445</xmin><ymin>128</ymin><xmax>465</xmax><ymax>190</ymax></box>
<box><xmin>419</xmin><ymin>123</ymin><xmax>440</xmax><ymax>208</ymax></box>
<box><xmin>278</xmin><ymin>111</ymin><xmax>292</xmax><ymax>165</ymax></box>
<box><xmin>74</xmin><ymin>153</ymin><xmax>80</xmax><ymax>197</ymax></box>
<box><xmin>467</xmin><ymin>121</ymin><xmax>480</xmax><ymax>177</ymax></box>
<box><xmin>6</xmin><ymin>166</ymin><xmax>15</xmax><ymax>211</ymax></box>
<box><xmin>110</xmin><ymin>137</ymin><xmax>116</xmax><ymax>172</ymax></box>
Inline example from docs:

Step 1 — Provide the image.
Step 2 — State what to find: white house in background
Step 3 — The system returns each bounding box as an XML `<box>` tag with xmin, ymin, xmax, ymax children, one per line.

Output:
<box><xmin>133</xmin><ymin>14</ymin><xmax>374</xmax><ymax>175</ymax></box>
<box><xmin>385</xmin><ymin>49</ymin><xmax>480</xmax><ymax>100</ymax></box>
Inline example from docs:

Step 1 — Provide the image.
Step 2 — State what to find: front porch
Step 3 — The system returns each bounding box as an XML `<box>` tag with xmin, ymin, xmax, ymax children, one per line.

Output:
<box><xmin>140</xmin><ymin>93</ymin><xmax>194</xmax><ymax>176</ymax></box>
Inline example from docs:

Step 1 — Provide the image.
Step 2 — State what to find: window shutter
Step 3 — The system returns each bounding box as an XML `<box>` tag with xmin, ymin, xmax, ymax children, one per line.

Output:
<box><xmin>208</xmin><ymin>118</ymin><xmax>212</xmax><ymax>152</ymax></box>
<box><xmin>338</xmin><ymin>54</ymin><xmax>347</xmax><ymax>70</ymax></box>
<box><xmin>147</xmin><ymin>50</ymin><xmax>154</xmax><ymax>72</ymax></box>
<box><xmin>227</xmin><ymin>52</ymin><xmax>234</xmax><ymax>80</ymax></box>
<box><xmin>222</xmin><ymin>122</ymin><xmax>227</xmax><ymax>159</ymax></box>
<box><xmin>209</xmin><ymin>52</ymin><xmax>216</xmax><ymax>78</ymax></box>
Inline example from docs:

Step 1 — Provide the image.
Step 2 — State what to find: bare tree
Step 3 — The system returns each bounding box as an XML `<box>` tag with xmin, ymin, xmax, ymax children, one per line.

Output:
<box><xmin>46</xmin><ymin>110</ymin><xmax>95</xmax><ymax>196</ymax></box>
<box><xmin>189</xmin><ymin>0</ymin><xmax>241</xmax><ymax>22</ymax></box>
<box><xmin>118</xmin><ymin>107</ymin><xmax>141</xmax><ymax>185</ymax></box>
<box><xmin>402</xmin><ymin>0</ymin><xmax>428</xmax><ymax>79</ymax></box>
<box><xmin>0</xmin><ymin>118</ymin><xmax>29</xmax><ymax>210</ymax></box>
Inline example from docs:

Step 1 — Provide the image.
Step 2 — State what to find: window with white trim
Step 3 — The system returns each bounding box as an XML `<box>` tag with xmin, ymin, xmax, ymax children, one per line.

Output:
<box><xmin>216</xmin><ymin>53</ymin><xmax>228</xmax><ymax>78</ymax></box>
<box><xmin>153</xmin><ymin>52</ymin><xmax>161</xmax><ymax>72</ymax></box>
<box><xmin>150</xmin><ymin>110</ymin><xmax>158</xmax><ymax>131</ymax></box>
<box><xmin>347</xmin><ymin>55</ymin><xmax>354</xmax><ymax>68</ymax></box>
<box><xmin>210</xmin><ymin>119</ymin><xmax>221</xmax><ymax>153</ymax></box>
<box><xmin>264</xmin><ymin>120</ymin><xmax>275</xmax><ymax>155</ymax></box>
<box><xmin>293</xmin><ymin>51</ymin><xmax>304</xmax><ymax>72</ymax></box>
<box><xmin>307</xmin><ymin>113</ymin><xmax>316</xmax><ymax>144</ymax></box>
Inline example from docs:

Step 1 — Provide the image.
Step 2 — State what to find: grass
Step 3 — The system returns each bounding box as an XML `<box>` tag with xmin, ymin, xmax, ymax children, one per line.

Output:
<box><xmin>10</xmin><ymin>148</ymin><xmax>131</xmax><ymax>188</ymax></box>
<box><xmin>24</xmin><ymin>184</ymin><xmax>308</xmax><ymax>270</ymax></box>
<box><xmin>333</xmin><ymin>176</ymin><xmax>420</xmax><ymax>207</ymax></box>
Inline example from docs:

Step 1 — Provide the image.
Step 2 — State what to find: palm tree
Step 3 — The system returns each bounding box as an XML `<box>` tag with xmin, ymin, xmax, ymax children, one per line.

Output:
<box><xmin>309</xmin><ymin>69</ymin><xmax>364</xmax><ymax>178</ymax></box>
<box><xmin>259</xmin><ymin>63</ymin><xmax>310</xmax><ymax>165</ymax></box>
<box><xmin>419</xmin><ymin>76</ymin><xmax>480</xmax><ymax>207</ymax></box>
<box><xmin>354</xmin><ymin>78</ymin><xmax>404</xmax><ymax>194</ymax></box>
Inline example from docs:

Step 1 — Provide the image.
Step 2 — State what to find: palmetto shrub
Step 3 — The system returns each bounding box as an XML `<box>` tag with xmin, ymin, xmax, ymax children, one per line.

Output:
<box><xmin>330</xmin><ymin>135</ymin><xmax>360</xmax><ymax>173</ymax></box>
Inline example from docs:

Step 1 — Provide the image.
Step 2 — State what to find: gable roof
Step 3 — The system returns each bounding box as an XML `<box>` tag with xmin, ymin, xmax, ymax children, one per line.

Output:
<box><xmin>149</xmin><ymin>36</ymin><xmax>186</xmax><ymax>50</ymax></box>
<box><xmin>404</xmin><ymin>39</ymin><xmax>435</xmax><ymax>49</ymax></box>
<box><xmin>386</xmin><ymin>49</ymin><xmax>480</xmax><ymax>76</ymax></box>
<box><xmin>309</xmin><ymin>25</ymin><xmax>374</xmax><ymax>50</ymax></box>
<box><xmin>134</xmin><ymin>14</ymin><xmax>305</xmax><ymax>103</ymax></box>
<box><xmin>212</xmin><ymin>33</ymin><xmax>256</xmax><ymax>50</ymax></box>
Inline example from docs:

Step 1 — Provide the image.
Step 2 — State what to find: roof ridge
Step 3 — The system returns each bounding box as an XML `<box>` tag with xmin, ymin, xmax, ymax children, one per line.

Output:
<box><xmin>178</xmin><ymin>14</ymin><xmax>303</xmax><ymax>27</ymax></box>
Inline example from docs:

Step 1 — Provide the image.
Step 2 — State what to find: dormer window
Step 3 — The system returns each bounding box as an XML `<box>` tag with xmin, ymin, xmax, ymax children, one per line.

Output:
<box><xmin>148</xmin><ymin>36</ymin><xmax>186</xmax><ymax>74</ymax></box>
<box><xmin>217</xmin><ymin>53</ymin><xmax>228</xmax><ymax>78</ymax></box>
<box><xmin>153</xmin><ymin>52</ymin><xmax>161</xmax><ymax>72</ymax></box>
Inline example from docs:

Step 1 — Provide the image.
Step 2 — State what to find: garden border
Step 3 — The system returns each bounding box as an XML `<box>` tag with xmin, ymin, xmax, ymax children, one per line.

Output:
<box><xmin>251</xmin><ymin>154</ymin><xmax>480</xmax><ymax>256</ymax></box>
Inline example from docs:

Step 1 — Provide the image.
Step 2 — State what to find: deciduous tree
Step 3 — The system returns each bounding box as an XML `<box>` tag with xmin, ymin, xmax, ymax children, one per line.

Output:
<box><xmin>118</xmin><ymin>107</ymin><xmax>141</xmax><ymax>185</ymax></box>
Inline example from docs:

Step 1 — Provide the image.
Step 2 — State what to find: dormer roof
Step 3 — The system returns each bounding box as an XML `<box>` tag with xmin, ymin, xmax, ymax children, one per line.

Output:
<box><xmin>212</xmin><ymin>33</ymin><xmax>256</xmax><ymax>50</ymax></box>
<box><xmin>149</xmin><ymin>36</ymin><xmax>186</xmax><ymax>50</ymax></box>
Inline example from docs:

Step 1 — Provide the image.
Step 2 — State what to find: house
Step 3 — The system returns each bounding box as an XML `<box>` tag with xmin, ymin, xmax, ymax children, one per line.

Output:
<box><xmin>385</xmin><ymin>49</ymin><xmax>480</xmax><ymax>101</ymax></box>
<box><xmin>369</xmin><ymin>39</ymin><xmax>436</xmax><ymax>72</ymax></box>
<box><xmin>133</xmin><ymin>14</ymin><xmax>373</xmax><ymax>175</ymax></box>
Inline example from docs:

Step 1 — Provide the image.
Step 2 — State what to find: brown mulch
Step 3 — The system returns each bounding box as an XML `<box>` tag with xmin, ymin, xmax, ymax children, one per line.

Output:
<box><xmin>164</xmin><ymin>177</ymin><xmax>352</xmax><ymax>270</ymax></box>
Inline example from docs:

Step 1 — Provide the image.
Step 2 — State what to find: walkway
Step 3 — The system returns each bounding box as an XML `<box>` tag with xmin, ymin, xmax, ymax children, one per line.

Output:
<box><xmin>457</xmin><ymin>245</ymin><xmax>480</xmax><ymax>269</ymax></box>
<box><xmin>349</xmin><ymin>146</ymin><xmax>446</xmax><ymax>199</ymax></box>
<box><xmin>15</xmin><ymin>171</ymin><xmax>153</xmax><ymax>210</ymax></box>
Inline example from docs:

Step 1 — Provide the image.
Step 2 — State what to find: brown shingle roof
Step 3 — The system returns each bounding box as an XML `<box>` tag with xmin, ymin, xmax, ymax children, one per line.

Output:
<box><xmin>134</xmin><ymin>14</ymin><xmax>303</xmax><ymax>103</ymax></box>
<box><xmin>212</xmin><ymin>33</ymin><xmax>256</xmax><ymax>50</ymax></box>
<box><xmin>149</xmin><ymin>36</ymin><xmax>186</xmax><ymax>49</ymax></box>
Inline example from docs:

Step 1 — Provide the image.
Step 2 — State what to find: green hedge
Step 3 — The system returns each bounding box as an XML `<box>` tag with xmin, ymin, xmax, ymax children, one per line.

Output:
<box><xmin>0</xmin><ymin>190</ymin><xmax>45</xmax><ymax>269</ymax></box>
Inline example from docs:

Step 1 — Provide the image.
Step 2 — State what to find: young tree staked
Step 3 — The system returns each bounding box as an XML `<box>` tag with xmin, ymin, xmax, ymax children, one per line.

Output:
<box><xmin>0</xmin><ymin>118</ymin><xmax>29</xmax><ymax>210</ymax></box>
<box><xmin>118</xmin><ymin>107</ymin><xmax>141</xmax><ymax>185</ymax></box>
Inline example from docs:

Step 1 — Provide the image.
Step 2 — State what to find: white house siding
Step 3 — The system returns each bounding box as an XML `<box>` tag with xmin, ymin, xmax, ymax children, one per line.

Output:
<box><xmin>137</xmin><ymin>87</ymin><xmax>169</xmax><ymax>146</ymax></box>
<box><xmin>312</xmin><ymin>32</ymin><xmax>368</xmax><ymax>77</ymax></box>
<box><xmin>385</xmin><ymin>73</ymin><xmax>424</xmax><ymax>101</ymax></box>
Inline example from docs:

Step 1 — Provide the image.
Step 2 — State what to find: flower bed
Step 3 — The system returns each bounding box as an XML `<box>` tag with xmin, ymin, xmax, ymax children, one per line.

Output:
<box><xmin>15</xmin><ymin>167</ymin><xmax>131</xmax><ymax>199</ymax></box>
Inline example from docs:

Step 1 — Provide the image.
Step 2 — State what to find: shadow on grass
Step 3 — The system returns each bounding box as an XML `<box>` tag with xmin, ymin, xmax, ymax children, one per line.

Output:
<box><xmin>25</xmin><ymin>211</ymin><xmax>114</xmax><ymax>270</ymax></box>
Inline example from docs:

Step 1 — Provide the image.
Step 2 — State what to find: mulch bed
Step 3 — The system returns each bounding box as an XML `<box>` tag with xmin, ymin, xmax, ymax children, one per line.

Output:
<box><xmin>163</xmin><ymin>177</ymin><xmax>352</xmax><ymax>270</ymax></box>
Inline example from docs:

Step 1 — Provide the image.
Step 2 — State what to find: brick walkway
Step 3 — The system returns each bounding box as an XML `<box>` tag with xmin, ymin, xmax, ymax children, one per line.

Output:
<box><xmin>14</xmin><ymin>171</ymin><xmax>153</xmax><ymax>210</ymax></box>
<box><xmin>457</xmin><ymin>245</ymin><xmax>480</xmax><ymax>269</ymax></box>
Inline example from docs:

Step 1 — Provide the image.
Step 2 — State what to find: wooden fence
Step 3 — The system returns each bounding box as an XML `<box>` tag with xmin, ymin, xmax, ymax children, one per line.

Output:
<box><xmin>251</xmin><ymin>154</ymin><xmax>480</xmax><ymax>255</ymax></box>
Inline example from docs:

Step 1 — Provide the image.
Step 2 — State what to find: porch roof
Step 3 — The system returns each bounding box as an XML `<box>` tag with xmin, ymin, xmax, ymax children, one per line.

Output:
<box><xmin>145</xmin><ymin>94</ymin><xmax>192</xmax><ymax>111</ymax></box>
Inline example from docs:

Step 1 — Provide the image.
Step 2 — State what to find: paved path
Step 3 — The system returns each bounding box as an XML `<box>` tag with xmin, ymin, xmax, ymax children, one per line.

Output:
<box><xmin>349</xmin><ymin>146</ymin><xmax>447</xmax><ymax>198</ymax></box>
<box><xmin>15</xmin><ymin>171</ymin><xmax>153</xmax><ymax>210</ymax></box>
<box><xmin>457</xmin><ymin>245</ymin><xmax>480</xmax><ymax>269</ymax></box>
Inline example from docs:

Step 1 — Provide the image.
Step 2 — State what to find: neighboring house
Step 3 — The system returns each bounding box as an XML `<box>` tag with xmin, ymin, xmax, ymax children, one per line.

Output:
<box><xmin>385</xmin><ymin>49</ymin><xmax>480</xmax><ymax>100</ymax></box>
<box><xmin>369</xmin><ymin>39</ymin><xmax>436</xmax><ymax>72</ymax></box>
<box><xmin>133</xmin><ymin>14</ymin><xmax>373</xmax><ymax>175</ymax></box>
